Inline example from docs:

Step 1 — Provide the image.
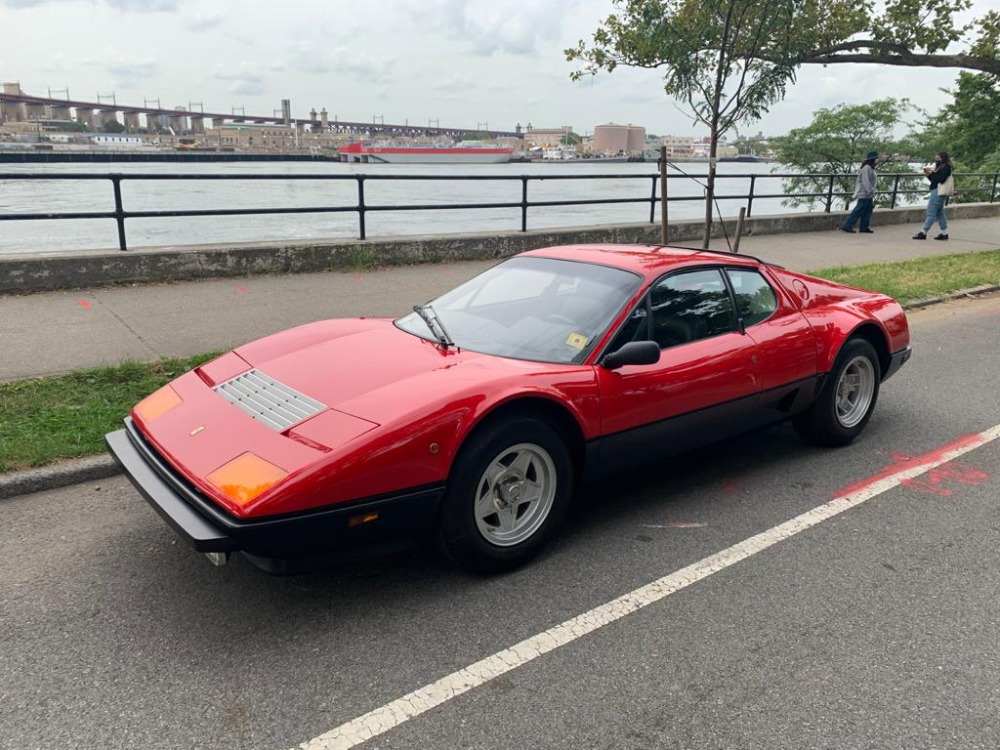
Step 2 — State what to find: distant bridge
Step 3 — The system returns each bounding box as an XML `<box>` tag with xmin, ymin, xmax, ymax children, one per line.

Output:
<box><xmin>0</xmin><ymin>90</ymin><xmax>522</xmax><ymax>140</ymax></box>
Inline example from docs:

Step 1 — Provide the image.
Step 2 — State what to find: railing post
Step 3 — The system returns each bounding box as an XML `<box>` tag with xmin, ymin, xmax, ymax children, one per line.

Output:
<box><xmin>111</xmin><ymin>175</ymin><xmax>127</xmax><ymax>251</ymax></box>
<box><xmin>991</xmin><ymin>171</ymin><xmax>999</xmax><ymax>203</ymax></box>
<box><xmin>521</xmin><ymin>176</ymin><xmax>529</xmax><ymax>232</ymax></box>
<box><xmin>825</xmin><ymin>175</ymin><xmax>835</xmax><ymax>213</ymax></box>
<box><xmin>746</xmin><ymin>174</ymin><xmax>756</xmax><ymax>217</ymax></box>
<box><xmin>356</xmin><ymin>175</ymin><xmax>366</xmax><ymax>240</ymax></box>
<box><xmin>649</xmin><ymin>175</ymin><xmax>658</xmax><ymax>224</ymax></box>
<box><xmin>890</xmin><ymin>174</ymin><xmax>900</xmax><ymax>209</ymax></box>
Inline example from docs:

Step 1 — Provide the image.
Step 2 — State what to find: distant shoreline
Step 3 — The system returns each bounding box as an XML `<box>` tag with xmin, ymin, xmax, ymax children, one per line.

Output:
<box><xmin>0</xmin><ymin>150</ymin><xmax>338</xmax><ymax>163</ymax></box>
<box><xmin>0</xmin><ymin>149</ymin><xmax>773</xmax><ymax>165</ymax></box>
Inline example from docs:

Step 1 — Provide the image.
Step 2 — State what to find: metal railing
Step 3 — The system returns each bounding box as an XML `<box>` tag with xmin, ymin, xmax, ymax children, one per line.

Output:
<box><xmin>1</xmin><ymin>169</ymin><xmax>998</xmax><ymax>251</ymax></box>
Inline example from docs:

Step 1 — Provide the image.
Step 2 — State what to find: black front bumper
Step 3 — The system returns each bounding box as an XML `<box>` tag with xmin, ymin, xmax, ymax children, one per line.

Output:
<box><xmin>106</xmin><ymin>418</ymin><xmax>446</xmax><ymax>564</ymax></box>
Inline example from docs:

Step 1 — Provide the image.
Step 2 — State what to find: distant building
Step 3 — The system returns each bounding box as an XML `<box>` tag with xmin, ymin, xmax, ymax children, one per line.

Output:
<box><xmin>90</xmin><ymin>134</ymin><xmax>145</xmax><ymax>147</ymax></box>
<box><xmin>593</xmin><ymin>123</ymin><xmax>646</xmax><ymax>155</ymax></box>
<box><xmin>660</xmin><ymin>134</ymin><xmax>695</xmax><ymax>157</ymax></box>
<box><xmin>1</xmin><ymin>82</ymin><xmax>25</xmax><ymax>122</ymax></box>
<box><xmin>214</xmin><ymin>123</ymin><xmax>300</xmax><ymax>149</ymax></box>
<box><xmin>693</xmin><ymin>136</ymin><xmax>738</xmax><ymax>158</ymax></box>
<box><xmin>524</xmin><ymin>126</ymin><xmax>572</xmax><ymax>148</ymax></box>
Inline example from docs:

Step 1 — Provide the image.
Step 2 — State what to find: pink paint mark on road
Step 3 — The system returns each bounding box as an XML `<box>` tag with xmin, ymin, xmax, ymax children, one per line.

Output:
<box><xmin>834</xmin><ymin>433</ymin><xmax>993</xmax><ymax>499</ymax></box>
<box><xmin>354</xmin><ymin>273</ymin><xmax>364</xmax><ymax>282</ymax></box>
<box><xmin>900</xmin><ymin>462</ymin><xmax>989</xmax><ymax>496</ymax></box>
<box><xmin>235</xmin><ymin>285</ymin><xmax>250</xmax><ymax>294</ymax></box>
<box><xmin>722</xmin><ymin>480</ymin><xmax>742</xmax><ymax>493</ymax></box>
<box><xmin>78</xmin><ymin>299</ymin><xmax>91</xmax><ymax>310</ymax></box>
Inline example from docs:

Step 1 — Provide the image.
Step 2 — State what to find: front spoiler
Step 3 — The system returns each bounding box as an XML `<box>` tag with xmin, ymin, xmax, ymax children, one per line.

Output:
<box><xmin>105</xmin><ymin>418</ymin><xmax>446</xmax><ymax>563</ymax></box>
<box><xmin>884</xmin><ymin>345</ymin><xmax>912</xmax><ymax>381</ymax></box>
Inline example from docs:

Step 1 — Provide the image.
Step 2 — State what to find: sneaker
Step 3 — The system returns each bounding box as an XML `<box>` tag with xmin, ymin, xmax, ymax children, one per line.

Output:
<box><xmin>934</xmin><ymin>233</ymin><xmax>949</xmax><ymax>241</ymax></box>
<box><xmin>859</xmin><ymin>228</ymin><xmax>875</xmax><ymax>233</ymax></box>
<box><xmin>912</xmin><ymin>232</ymin><xmax>927</xmax><ymax>240</ymax></box>
<box><xmin>840</xmin><ymin>226</ymin><xmax>856</xmax><ymax>233</ymax></box>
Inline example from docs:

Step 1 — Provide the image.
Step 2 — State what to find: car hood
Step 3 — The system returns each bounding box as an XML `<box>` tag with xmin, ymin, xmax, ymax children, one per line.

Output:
<box><xmin>227</xmin><ymin>317</ymin><xmax>542</xmax><ymax>423</ymax></box>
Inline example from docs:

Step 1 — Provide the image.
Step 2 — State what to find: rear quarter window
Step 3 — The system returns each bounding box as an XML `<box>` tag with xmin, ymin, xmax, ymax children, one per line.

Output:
<box><xmin>727</xmin><ymin>269</ymin><xmax>777</xmax><ymax>327</ymax></box>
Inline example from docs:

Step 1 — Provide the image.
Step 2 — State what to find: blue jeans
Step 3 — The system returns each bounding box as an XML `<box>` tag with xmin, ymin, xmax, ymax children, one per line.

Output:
<box><xmin>923</xmin><ymin>190</ymin><xmax>949</xmax><ymax>233</ymax></box>
<box><xmin>843</xmin><ymin>198</ymin><xmax>874</xmax><ymax>230</ymax></box>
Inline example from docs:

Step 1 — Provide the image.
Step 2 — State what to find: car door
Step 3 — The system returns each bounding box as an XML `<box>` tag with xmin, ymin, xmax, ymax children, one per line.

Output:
<box><xmin>726</xmin><ymin>267</ymin><xmax>819</xmax><ymax>415</ymax></box>
<box><xmin>594</xmin><ymin>267</ymin><xmax>762</xmax><ymax>475</ymax></box>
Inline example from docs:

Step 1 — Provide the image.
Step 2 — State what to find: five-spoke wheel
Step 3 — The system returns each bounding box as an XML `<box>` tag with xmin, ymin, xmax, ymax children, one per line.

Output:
<box><xmin>439</xmin><ymin>415</ymin><xmax>572</xmax><ymax>573</ymax></box>
<box><xmin>794</xmin><ymin>337</ymin><xmax>881</xmax><ymax>446</ymax></box>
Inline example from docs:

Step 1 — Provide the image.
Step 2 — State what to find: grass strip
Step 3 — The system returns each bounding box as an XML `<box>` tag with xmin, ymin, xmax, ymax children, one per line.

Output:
<box><xmin>1</xmin><ymin>250</ymin><xmax>998</xmax><ymax>473</ymax></box>
<box><xmin>0</xmin><ymin>353</ymin><xmax>218</xmax><ymax>473</ymax></box>
<box><xmin>811</xmin><ymin>249</ymin><xmax>1000</xmax><ymax>304</ymax></box>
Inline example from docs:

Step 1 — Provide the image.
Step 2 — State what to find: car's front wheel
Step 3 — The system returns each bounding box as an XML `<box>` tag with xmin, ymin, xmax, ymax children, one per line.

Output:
<box><xmin>794</xmin><ymin>337</ymin><xmax>881</xmax><ymax>446</ymax></box>
<box><xmin>439</xmin><ymin>415</ymin><xmax>573</xmax><ymax>574</ymax></box>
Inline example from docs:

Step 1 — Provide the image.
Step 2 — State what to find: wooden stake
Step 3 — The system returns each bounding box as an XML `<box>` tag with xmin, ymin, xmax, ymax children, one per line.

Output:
<box><xmin>733</xmin><ymin>207</ymin><xmax>746</xmax><ymax>254</ymax></box>
<box><xmin>659</xmin><ymin>146</ymin><xmax>668</xmax><ymax>245</ymax></box>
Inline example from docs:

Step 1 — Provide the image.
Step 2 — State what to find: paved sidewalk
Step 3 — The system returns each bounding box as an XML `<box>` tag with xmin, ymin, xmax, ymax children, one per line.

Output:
<box><xmin>2</xmin><ymin>216</ymin><xmax>998</xmax><ymax>383</ymax></box>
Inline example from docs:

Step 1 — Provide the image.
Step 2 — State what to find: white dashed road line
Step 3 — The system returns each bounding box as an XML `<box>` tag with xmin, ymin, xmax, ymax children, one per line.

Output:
<box><xmin>295</xmin><ymin>424</ymin><xmax>1000</xmax><ymax>750</ymax></box>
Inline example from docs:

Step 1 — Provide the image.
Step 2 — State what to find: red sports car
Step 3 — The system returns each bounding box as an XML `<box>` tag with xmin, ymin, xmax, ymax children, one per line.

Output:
<box><xmin>106</xmin><ymin>244</ymin><xmax>911</xmax><ymax>573</ymax></box>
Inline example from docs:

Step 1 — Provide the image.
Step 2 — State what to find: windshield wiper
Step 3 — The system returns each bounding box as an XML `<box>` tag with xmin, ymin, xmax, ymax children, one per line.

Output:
<box><xmin>412</xmin><ymin>303</ymin><xmax>454</xmax><ymax>349</ymax></box>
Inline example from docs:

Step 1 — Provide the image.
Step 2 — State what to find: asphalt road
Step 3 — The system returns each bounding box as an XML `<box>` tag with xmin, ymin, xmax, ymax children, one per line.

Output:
<box><xmin>2</xmin><ymin>295</ymin><xmax>999</xmax><ymax>750</ymax></box>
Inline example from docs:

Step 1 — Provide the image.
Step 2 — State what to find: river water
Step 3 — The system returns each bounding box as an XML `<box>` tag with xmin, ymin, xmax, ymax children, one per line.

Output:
<box><xmin>0</xmin><ymin>160</ymin><xmax>801</xmax><ymax>255</ymax></box>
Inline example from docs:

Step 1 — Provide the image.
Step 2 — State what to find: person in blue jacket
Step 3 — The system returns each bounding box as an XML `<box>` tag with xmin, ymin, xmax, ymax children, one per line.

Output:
<box><xmin>913</xmin><ymin>151</ymin><xmax>953</xmax><ymax>240</ymax></box>
<box><xmin>841</xmin><ymin>150</ymin><xmax>880</xmax><ymax>234</ymax></box>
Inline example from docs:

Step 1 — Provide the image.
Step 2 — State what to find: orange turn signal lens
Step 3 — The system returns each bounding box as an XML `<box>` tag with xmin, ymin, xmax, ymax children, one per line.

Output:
<box><xmin>135</xmin><ymin>385</ymin><xmax>182</xmax><ymax>423</ymax></box>
<box><xmin>207</xmin><ymin>453</ymin><xmax>288</xmax><ymax>508</ymax></box>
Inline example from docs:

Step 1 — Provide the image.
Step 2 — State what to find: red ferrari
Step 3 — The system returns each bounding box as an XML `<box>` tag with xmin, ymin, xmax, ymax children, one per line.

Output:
<box><xmin>106</xmin><ymin>244</ymin><xmax>911</xmax><ymax>573</ymax></box>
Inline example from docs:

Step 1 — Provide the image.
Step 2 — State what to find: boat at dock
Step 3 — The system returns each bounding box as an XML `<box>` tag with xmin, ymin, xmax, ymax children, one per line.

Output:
<box><xmin>338</xmin><ymin>141</ymin><xmax>513</xmax><ymax>164</ymax></box>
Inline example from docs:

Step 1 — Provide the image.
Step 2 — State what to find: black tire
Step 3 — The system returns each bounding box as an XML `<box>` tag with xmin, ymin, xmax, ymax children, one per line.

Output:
<box><xmin>439</xmin><ymin>415</ymin><xmax>573</xmax><ymax>574</ymax></box>
<box><xmin>794</xmin><ymin>337</ymin><xmax>881</xmax><ymax>446</ymax></box>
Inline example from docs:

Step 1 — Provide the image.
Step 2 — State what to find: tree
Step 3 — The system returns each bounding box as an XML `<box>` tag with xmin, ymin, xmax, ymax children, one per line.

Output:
<box><xmin>568</xmin><ymin>0</ymin><xmax>798</xmax><ymax>247</ymax></box>
<box><xmin>909</xmin><ymin>71</ymin><xmax>1000</xmax><ymax>166</ymax></box>
<box><xmin>101</xmin><ymin>120</ymin><xmax>126</xmax><ymax>134</ymax></box>
<box><xmin>771</xmin><ymin>99</ymin><xmax>914</xmax><ymax>211</ymax></box>
<box><xmin>905</xmin><ymin>71</ymin><xmax>1000</xmax><ymax>202</ymax></box>
<box><xmin>568</xmin><ymin>0</ymin><xmax>1000</xmax><ymax>245</ymax></box>
<box><xmin>782</xmin><ymin>2</ymin><xmax>1000</xmax><ymax>77</ymax></box>
<box><xmin>560</xmin><ymin>131</ymin><xmax>582</xmax><ymax>146</ymax></box>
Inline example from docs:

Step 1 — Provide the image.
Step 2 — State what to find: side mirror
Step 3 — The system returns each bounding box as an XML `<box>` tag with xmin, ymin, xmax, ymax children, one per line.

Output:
<box><xmin>601</xmin><ymin>340</ymin><xmax>661</xmax><ymax>370</ymax></box>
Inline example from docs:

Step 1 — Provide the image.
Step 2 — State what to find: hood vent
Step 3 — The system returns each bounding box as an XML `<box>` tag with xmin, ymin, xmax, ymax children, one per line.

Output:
<box><xmin>214</xmin><ymin>369</ymin><xmax>326</xmax><ymax>431</ymax></box>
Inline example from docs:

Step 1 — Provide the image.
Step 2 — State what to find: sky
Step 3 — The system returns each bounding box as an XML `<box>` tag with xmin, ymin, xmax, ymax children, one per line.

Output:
<box><xmin>2</xmin><ymin>0</ymin><xmax>998</xmax><ymax>139</ymax></box>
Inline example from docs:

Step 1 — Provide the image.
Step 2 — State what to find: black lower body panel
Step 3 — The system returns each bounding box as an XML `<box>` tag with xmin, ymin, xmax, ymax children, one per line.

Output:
<box><xmin>106</xmin><ymin>418</ymin><xmax>446</xmax><ymax>567</ymax></box>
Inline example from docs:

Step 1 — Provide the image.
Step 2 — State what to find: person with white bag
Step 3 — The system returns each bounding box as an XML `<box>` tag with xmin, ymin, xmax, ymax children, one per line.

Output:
<box><xmin>913</xmin><ymin>151</ymin><xmax>954</xmax><ymax>240</ymax></box>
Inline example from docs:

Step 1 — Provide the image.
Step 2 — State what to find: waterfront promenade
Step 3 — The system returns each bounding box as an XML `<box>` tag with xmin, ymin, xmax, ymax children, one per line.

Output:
<box><xmin>2</xmin><ymin>215</ymin><xmax>999</xmax><ymax>383</ymax></box>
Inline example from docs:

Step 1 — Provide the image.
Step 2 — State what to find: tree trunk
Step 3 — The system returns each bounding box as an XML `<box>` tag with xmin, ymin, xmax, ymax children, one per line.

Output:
<box><xmin>702</xmin><ymin>128</ymin><xmax>719</xmax><ymax>249</ymax></box>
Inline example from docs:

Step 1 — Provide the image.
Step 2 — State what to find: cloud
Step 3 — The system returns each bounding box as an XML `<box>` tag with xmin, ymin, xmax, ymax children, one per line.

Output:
<box><xmin>399</xmin><ymin>0</ymin><xmax>584</xmax><ymax>57</ymax></box>
<box><xmin>182</xmin><ymin>10</ymin><xmax>224</xmax><ymax>31</ymax></box>
<box><xmin>105</xmin><ymin>54</ymin><xmax>158</xmax><ymax>89</ymax></box>
<box><xmin>1</xmin><ymin>0</ymin><xmax>179</xmax><ymax>8</ymax></box>
<box><xmin>213</xmin><ymin>62</ymin><xmax>267</xmax><ymax>97</ymax></box>
<box><xmin>281</xmin><ymin>43</ymin><xmax>395</xmax><ymax>82</ymax></box>
<box><xmin>429</xmin><ymin>75</ymin><xmax>476</xmax><ymax>94</ymax></box>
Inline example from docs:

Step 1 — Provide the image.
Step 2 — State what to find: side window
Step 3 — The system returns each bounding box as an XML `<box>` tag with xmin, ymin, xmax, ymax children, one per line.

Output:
<box><xmin>649</xmin><ymin>269</ymin><xmax>736</xmax><ymax>349</ymax></box>
<box><xmin>726</xmin><ymin>269</ymin><xmax>777</xmax><ymax>327</ymax></box>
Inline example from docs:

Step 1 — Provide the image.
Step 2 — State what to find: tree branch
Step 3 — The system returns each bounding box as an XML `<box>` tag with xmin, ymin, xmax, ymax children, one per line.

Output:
<box><xmin>799</xmin><ymin>51</ymin><xmax>1000</xmax><ymax>74</ymax></box>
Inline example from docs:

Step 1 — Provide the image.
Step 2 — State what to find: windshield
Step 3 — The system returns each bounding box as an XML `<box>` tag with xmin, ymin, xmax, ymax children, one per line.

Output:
<box><xmin>395</xmin><ymin>256</ymin><xmax>642</xmax><ymax>364</ymax></box>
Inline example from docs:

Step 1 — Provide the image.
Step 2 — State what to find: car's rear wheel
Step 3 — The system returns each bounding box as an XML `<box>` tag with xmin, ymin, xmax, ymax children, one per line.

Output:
<box><xmin>439</xmin><ymin>415</ymin><xmax>573</xmax><ymax>574</ymax></box>
<box><xmin>794</xmin><ymin>337</ymin><xmax>881</xmax><ymax>446</ymax></box>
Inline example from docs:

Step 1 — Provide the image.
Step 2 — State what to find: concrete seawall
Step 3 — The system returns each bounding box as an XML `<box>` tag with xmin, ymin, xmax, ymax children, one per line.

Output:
<box><xmin>3</xmin><ymin>202</ymin><xmax>999</xmax><ymax>293</ymax></box>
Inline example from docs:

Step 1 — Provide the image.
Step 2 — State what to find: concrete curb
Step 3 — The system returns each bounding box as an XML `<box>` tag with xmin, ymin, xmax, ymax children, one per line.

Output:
<box><xmin>0</xmin><ymin>454</ymin><xmax>120</xmax><ymax>501</ymax></box>
<box><xmin>2</xmin><ymin>285</ymin><xmax>997</xmax><ymax>501</ymax></box>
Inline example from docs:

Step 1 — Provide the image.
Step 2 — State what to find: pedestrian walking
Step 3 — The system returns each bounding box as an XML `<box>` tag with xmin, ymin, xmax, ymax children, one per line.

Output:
<box><xmin>841</xmin><ymin>150</ymin><xmax>880</xmax><ymax>234</ymax></box>
<box><xmin>913</xmin><ymin>151</ymin><xmax>954</xmax><ymax>240</ymax></box>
